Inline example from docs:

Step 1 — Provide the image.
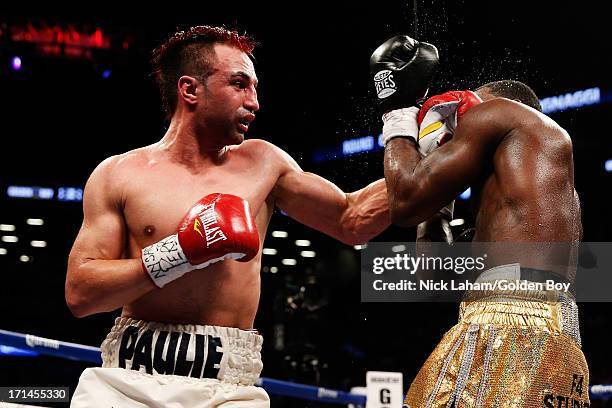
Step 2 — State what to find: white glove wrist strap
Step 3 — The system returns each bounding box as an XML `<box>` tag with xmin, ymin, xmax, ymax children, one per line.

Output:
<box><xmin>381</xmin><ymin>107</ymin><xmax>420</xmax><ymax>146</ymax></box>
<box><xmin>141</xmin><ymin>234</ymin><xmax>191</xmax><ymax>288</ymax></box>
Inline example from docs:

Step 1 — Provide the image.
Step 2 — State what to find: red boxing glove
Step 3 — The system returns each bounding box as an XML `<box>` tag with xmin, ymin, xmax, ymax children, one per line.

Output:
<box><xmin>416</xmin><ymin>90</ymin><xmax>483</xmax><ymax>156</ymax></box>
<box><xmin>416</xmin><ymin>90</ymin><xmax>482</xmax><ymax>220</ymax></box>
<box><xmin>178</xmin><ymin>193</ymin><xmax>259</xmax><ymax>265</ymax></box>
<box><xmin>142</xmin><ymin>193</ymin><xmax>259</xmax><ymax>288</ymax></box>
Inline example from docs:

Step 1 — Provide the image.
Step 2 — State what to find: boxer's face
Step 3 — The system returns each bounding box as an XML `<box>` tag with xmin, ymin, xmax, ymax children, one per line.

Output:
<box><xmin>198</xmin><ymin>44</ymin><xmax>259</xmax><ymax>145</ymax></box>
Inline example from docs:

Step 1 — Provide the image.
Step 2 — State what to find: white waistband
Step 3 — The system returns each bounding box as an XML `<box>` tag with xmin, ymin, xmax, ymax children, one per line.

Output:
<box><xmin>100</xmin><ymin>317</ymin><xmax>263</xmax><ymax>386</ymax></box>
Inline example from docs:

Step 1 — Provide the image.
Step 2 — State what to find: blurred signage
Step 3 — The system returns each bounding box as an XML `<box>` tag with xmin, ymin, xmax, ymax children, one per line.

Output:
<box><xmin>6</xmin><ymin>185</ymin><xmax>82</xmax><ymax>202</ymax></box>
<box><xmin>315</xmin><ymin>86</ymin><xmax>605</xmax><ymax>163</ymax></box>
<box><xmin>540</xmin><ymin>87</ymin><xmax>601</xmax><ymax>114</ymax></box>
<box><xmin>3</xmin><ymin>21</ymin><xmax>132</xmax><ymax>59</ymax></box>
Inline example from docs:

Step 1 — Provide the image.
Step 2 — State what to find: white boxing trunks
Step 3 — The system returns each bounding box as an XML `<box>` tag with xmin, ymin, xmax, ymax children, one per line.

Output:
<box><xmin>71</xmin><ymin>317</ymin><xmax>269</xmax><ymax>407</ymax></box>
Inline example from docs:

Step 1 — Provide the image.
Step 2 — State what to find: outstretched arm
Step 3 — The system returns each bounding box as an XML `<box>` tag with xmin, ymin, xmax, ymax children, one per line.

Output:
<box><xmin>384</xmin><ymin>100</ymin><xmax>513</xmax><ymax>226</ymax></box>
<box><xmin>271</xmin><ymin>146</ymin><xmax>389</xmax><ymax>245</ymax></box>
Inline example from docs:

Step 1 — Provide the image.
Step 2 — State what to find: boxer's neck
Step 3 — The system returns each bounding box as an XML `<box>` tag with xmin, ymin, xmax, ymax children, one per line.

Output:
<box><xmin>158</xmin><ymin>121</ymin><xmax>228</xmax><ymax>168</ymax></box>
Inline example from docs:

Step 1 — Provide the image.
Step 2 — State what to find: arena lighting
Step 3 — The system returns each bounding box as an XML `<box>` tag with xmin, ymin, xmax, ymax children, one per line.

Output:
<box><xmin>19</xmin><ymin>255</ymin><xmax>30</xmax><ymax>262</ymax></box>
<box><xmin>0</xmin><ymin>249</ymin><xmax>7</xmax><ymax>255</ymax></box>
<box><xmin>295</xmin><ymin>240</ymin><xmax>310</xmax><ymax>247</ymax></box>
<box><xmin>102</xmin><ymin>69</ymin><xmax>112</xmax><ymax>79</ymax></box>
<box><xmin>30</xmin><ymin>241</ymin><xmax>47</xmax><ymax>248</ymax></box>
<box><xmin>605</xmin><ymin>159</ymin><xmax>612</xmax><ymax>173</ymax></box>
<box><xmin>449</xmin><ymin>218</ymin><xmax>465</xmax><ymax>227</ymax></box>
<box><xmin>6</xmin><ymin>186</ymin><xmax>84</xmax><ymax>201</ymax></box>
<box><xmin>1</xmin><ymin>236</ymin><xmax>18</xmax><ymax>243</ymax></box>
<box><xmin>315</xmin><ymin>86</ymin><xmax>605</xmax><ymax>163</ymax></box>
<box><xmin>11</xmin><ymin>56</ymin><xmax>22</xmax><ymax>71</ymax></box>
<box><xmin>540</xmin><ymin>87</ymin><xmax>601</xmax><ymax>114</ymax></box>
<box><xmin>7</xmin><ymin>186</ymin><xmax>33</xmax><ymax>199</ymax></box>
<box><xmin>281</xmin><ymin>258</ymin><xmax>297</xmax><ymax>266</ymax></box>
<box><xmin>459</xmin><ymin>188</ymin><xmax>471</xmax><ymax>200</ymax></box>
<box><xmin>6</xmin><ymin>186</ymin><xmax>54</xmax><ymax>200</ymax></box>
<box><xmin>57</xmin><ymin>187</ymin><xmax>83</xmax><ymax>202</ymax></box>
<box><xmin>391</xmin><ymin>245</ymin><xmax>406</xmax><ymax>253</ymax></box>
<box><xmin>0</xmin><ymin>345</ymin><xmax>38</xmax><ymax>357</ymax></box>
<box><xmin>26</xmin><ymin>218</ymin><xmax>44</xmax><ymax>226</ymax></box>
<box><xmin>271</xmin><ymin>231</ymin><xmax>288</xmax><ymax>238</ymax></box>
<box><xmin>0</xmin><ymin>225</ymin><xmax>16</xmax><ymax>232</ymax></box>
<box><xmin>270</xmin><ymin>266</ymin><xmax>278</xmax><ymax>273</ymax></box>
<box><xmin>353</xmin><ymin>245</ymin><xmax>364</xmax><ymax>250</ymax></box>
<box><xmin>300</xmin><ymin>251</ymin><xmax>316</xmax><ymax>258</ymax></box>
<box><xmin>262</xmin><ymin>248</ymin><xmax>277</xmax><ymax>255</ymax></box>
<box><xmin>6</xmin><ymin>21</ymin><xmax>126</xmax><ymax>60</ymax></box>
<box><xmin>342</xmin><ymin>136</ymin><xmax>376</xmax><ymax>155</ymax></box>
<box><xmin>39</xmin><ymin>188</ymin><xmax>54</xmax><ymax>200</ymax></box>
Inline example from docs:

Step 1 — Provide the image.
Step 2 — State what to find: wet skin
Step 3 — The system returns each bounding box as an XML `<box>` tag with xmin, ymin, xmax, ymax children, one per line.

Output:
<box><xmin>384</xmin><ymin>90</ymin><xmax>581</xmax><ymax>278</ymax></box>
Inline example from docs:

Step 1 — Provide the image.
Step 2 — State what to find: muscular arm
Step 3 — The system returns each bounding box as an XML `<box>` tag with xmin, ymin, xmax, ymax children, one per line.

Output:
<box><xmin>271</xmin><ymin>147</ymin><xmax>390</xmax><ymax>245</ymax></box>
<box><xmin>65</xmin><ymin>158</ymin><xmax>156</xmax><ymax>318</ymax></box>
<box><xmin>384</xmin><ymin>100</ymin><xmax>514</xmax><ymax>226</ymax></box>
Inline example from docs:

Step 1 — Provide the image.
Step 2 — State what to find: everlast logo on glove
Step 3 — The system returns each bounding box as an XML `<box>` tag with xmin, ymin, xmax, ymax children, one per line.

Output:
<box><xmin>142</xmin><ymin>193</ymin><xmax>259</xmax><ymax>288</ymax></box>
<box><xmin>194</xmin><ymin>202</ymin><xmax>228</xmax><ymax>247</ymax></box>
<box><xmin>373</xmin><ymin>70</ymin><xmax>397</xmax><ymax>99</ymax></box>
<box><xmin>118</xmin><ymin>326</ymin><xmax>224</xmax><ymax>379</ymax></box>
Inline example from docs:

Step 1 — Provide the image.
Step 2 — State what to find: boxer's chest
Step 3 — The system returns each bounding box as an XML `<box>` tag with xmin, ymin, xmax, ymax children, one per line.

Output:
<box><xmin>121</xmin><ymin>157</ymin><xmax>276</xmax><ymax>246</ymax></box>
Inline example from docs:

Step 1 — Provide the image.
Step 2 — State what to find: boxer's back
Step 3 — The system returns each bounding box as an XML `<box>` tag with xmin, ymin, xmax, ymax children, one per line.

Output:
<box><xmin>471</xmin><ymin>102</ymin><xmax>582</xmax><ymax>273</ymax></box>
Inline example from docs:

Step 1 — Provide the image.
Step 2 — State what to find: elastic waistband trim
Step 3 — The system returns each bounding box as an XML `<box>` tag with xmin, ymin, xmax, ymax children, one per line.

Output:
<box><xmin>100</xmin><ymin>317</ymin><xmax>263</xmax><ymax>385</ymax></box>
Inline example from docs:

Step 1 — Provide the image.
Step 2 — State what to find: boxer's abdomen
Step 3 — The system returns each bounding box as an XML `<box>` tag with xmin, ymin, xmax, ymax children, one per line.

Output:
<box><xmin>123</xmin><ymin>257</ymin><xmax>262</xmax><ymax>329</ymax></box>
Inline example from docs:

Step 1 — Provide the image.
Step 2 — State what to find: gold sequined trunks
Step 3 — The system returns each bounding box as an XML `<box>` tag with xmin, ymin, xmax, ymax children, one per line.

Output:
<box><xmin>404</xmin><ymin>263</ymin><xmax>590</xmax><ymax>408</ymax></box>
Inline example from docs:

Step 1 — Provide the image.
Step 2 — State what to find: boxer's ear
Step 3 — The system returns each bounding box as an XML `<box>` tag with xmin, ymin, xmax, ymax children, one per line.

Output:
<box><xmin>178</xmin><ymin>76</ymin><xmax>198</xmax><ymax>106</ymax></box>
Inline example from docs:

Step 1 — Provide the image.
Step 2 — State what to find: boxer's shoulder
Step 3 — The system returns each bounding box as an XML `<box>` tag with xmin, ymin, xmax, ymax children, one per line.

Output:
<box><xmin>456</xmin><ymin>98</ymin><xmax>538</xmax><ymax>142</ymax></box>
<box><xmin>93</xmin><ymin>145</ymin><xmax>154</xmax><ymax>174</ymax></box>
<box><xmin>482</xmin><ymin>99</ymin><xmax>571</xmax><ymax>146</ymax></box>
<box><xmin>232</xmin><ymin>139</ymin><xmax>294</xmax><ymax>166</ymax></box>
<box><xmin>233</xmin><ymin>138</ymin><xmax>276</xmax><ymax>155</ymax></box>
<box><xmin>472</xmin><ymin>97</ymin><xmax>544</xmax><ymax>124</ymax></box>
<box><xmin>85</xmin><ymin>145</ymin><xmax>156</xmax><ymax>202</ymax></box>
<box><xmin>460</xmin><ymin>97</ymin><xmax>517</xmax><ymax>122</ymax></box>
<box><xmin>99</xmin><ymin>145</ymin><xmax>167</xmax><ymax>183</ymax></box>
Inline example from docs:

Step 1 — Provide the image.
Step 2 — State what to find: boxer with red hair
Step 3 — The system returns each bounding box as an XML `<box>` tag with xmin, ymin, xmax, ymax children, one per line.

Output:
<box><xmin>67</xmin><ymin>25</ymin><xmax>390</xmax><ymax>407</ymax></box>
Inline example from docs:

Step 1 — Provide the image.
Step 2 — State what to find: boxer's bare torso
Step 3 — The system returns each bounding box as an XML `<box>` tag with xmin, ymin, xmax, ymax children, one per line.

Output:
<box><xmin>67</xmin><ymin>137</ymin><xmax>388</xmax><ymax>328</ymax></box>
<box><xmin>467</xmin><ymin>96</ymin><xmax>582</xmax><ymax>275</ymax></box>
<box><xmin>66</xmin><ymin>41</ymin><xmax>389</xmax><ymax>328</ymax></box>
<box><xmin>385</xmin><ymin>94</ymin><xmax>581</xmax><ymax>278</ymax></box>
<box><xmin>117</xmin><ymin>140</ymin><xmax>276</xmax><ymax>328</ymax></box>
<box><xmin>471</xmin><ymin>91</ymin><xmax>581</xmax><ymax>243</ymax></box>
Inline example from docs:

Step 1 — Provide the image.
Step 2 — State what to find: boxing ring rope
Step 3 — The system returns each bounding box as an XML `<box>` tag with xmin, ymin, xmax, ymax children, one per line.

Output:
<box><xmin>1</xmin><ymin>328</ymin><xmax>611</xmax><ymax>403</ymax></box>
<box><xmin>0</xmin><ymin>329</ymin><xmax>366</xmax><ymax>405</ymax></box>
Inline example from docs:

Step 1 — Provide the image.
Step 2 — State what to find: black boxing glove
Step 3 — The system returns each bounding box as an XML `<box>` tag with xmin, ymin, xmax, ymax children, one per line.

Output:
<box><xmin>370</xmin><ymin>35</ymin><xmax>439</xmax><ymax>116</ymax></box>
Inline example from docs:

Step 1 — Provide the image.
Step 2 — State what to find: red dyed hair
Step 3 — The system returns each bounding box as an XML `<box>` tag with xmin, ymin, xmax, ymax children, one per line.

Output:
<box><xmin>151</xmin><ymin>26</ymin><xmax>257</xmax><ymax>117</ymax></box>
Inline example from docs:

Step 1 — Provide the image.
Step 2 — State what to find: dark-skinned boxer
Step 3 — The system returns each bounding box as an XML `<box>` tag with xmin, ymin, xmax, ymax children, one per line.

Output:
<box><xmin>370</xmin><ymin>36</ymin><xmax>589</xmax><ymax>407</ymax></box>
